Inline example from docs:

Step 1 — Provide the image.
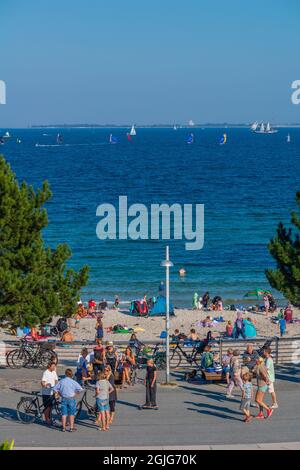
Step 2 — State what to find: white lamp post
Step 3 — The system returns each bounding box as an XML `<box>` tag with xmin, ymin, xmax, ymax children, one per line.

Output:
<box><xmin>160</xmin><ymin>245</ymin><xmax>173</xmax><ymax>384</ymax></box>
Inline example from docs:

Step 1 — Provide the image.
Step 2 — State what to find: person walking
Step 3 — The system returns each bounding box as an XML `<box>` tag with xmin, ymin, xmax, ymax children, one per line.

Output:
<box><xmin>41</xmin><ymin>362</ymin><xmax>58</xmax><ymax>425</ymax></box>
<box><xmin>226</xmin><ymin>349</ymin><xmax>243</xmax><ymax>398</ymax></box>
<box><xmin>141</xmin><ymin>359</ymin><xmax>158</xmax><ymax>409</ymax></box>
<box><xmin>263</xmin><ymin>347</ymin><xmax>278</xmax><ymax>409</ymax></box>
<box><xmin>254</xmin><ymin>357</ymin><xmax>273</xmax><ymax>419</ymax></box>
<box><xmin>53</xmin><ymin>369</ymin><xmax>83</xmax><ymax>432</ymax></box>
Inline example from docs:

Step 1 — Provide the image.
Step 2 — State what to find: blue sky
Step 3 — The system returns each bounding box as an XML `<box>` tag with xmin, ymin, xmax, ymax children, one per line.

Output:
<box><xmin>1</xmin><ymin>0</ymin><xmax>300</xmax><ymax>126</ymax></box>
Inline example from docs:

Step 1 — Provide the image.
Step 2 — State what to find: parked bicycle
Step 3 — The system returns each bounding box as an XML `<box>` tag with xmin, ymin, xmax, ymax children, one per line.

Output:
<box><xmin>16</xmin><ymin>391</ymin><xmax>61</xmax><ymax>424</ymax></box>
<box><xmin>6</xmin><ymin>339</ymin><xmax>57</xmax><ymax>369</ymax></box>
<box><xmin>135</xmin><ymin>343</ymin><xmax>166</xmax><ymax>370</ymax></box>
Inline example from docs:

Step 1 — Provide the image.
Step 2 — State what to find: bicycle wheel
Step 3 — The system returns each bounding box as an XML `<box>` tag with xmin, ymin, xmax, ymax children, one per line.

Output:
<box><xmin>155</xmin><ymin>354</ymin><xmax>166</xmax><ymax>370</ymax></box>
<box><xmin>6</xmin><ymin>350</ymin><xmax>18</xmax><ymax>369</ymax></box>
<box><xmin>170</xmin><ymin>349</ymin><xmax>181</xmax><ymax>368</ymax></box>
<box><xmin>37</xmin><ymin>350</ymin><xmax>57</xmax><ymax>369</ymax></box>
<box><xmin>75</xmin><ymin>401</ymin><xmax>83</xmax><ymax>420</ymax></box>
<box><xmin>17</xmin><ymin>398</ymin><xmax>38</xmax><ymax>424</ymax></box>
<box><xmin>50</xmin><ymin>400</ymin><xmax>62</xmax><ymax>424</ymax></box>
<box><xmin>10</xmin><ymin>349</ymin><xmax>30</xmax><ymax>369</ymax></box>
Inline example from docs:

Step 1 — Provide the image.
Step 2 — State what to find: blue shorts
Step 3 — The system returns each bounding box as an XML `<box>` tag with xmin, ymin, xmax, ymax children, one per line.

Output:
<box><xmin>223</xmin><ymin>366</ymin><xmax>230</xmax><ymax>374</ymax></box>
<box><xmin>96</xmin><ymin>398</ymin><xmax>109</xmax><ymax>412</ymax></box>
<box><xmin>61</xmin><ymin>398</ymin><xmax>77</xmax><ymax>416</ymax></box>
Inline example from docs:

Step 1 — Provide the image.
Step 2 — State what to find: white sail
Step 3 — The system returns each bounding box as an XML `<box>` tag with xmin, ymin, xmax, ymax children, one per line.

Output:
<box><xmin>188</xmin><ymin>119</ymin><xmax>195</xmax><ymax>127</ymax></box>
<box><xmin>266</xmin><ymin>122</ymin><xmax>271</xmax><ymax>132</ymax></box>
<box><xmin>130</xmin><ymin>125</ymin><xmax>136</xmax><ymax>136</ymax></box>
<box><xmin>287</xmin><ymin>133</ymin><xmax>291</xmax><ymax>143</ymax></box>
<box><xmin>251</xmin><ymin>121</ymin><xmax>258</xmax><ymax>131</ymax></box>
<box><xmin>260</xmin><ymin>123</ymin><xmax>265</xmax><ymax>133</ymax></box>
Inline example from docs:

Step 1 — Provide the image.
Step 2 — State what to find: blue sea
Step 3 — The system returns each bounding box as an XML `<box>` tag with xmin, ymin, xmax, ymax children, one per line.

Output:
<box><xmin>1</xmin><ymin>127</ymin><xmax>300</xmax><ymax>307</ymax></box>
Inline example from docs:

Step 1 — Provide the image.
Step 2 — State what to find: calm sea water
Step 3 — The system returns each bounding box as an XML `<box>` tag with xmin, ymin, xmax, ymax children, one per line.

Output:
<box><xmin>1</xmin><ymin>127</ymin><xmax>300</xmax><ymax>306</ymax></box>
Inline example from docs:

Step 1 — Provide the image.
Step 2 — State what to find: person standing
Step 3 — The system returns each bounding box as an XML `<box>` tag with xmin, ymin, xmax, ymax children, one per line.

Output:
<box><xmin>53</xmin><ymin>369</ymin><xmax>83</xmax><ymax>432</ymax></box>
<box><xmin>142</xmin><ymin>359</ymin><xmax>158</xmax><ymax>409</ymax></box>
<box><xmin>264</xmin><ymin>295</ymin><xmax>270</xmax><ymax>315</ymax></box>
<box><xmin>240</xmin><ymin>373</ymin><xmax>253</xmax><ymax>423</ymax></box>
<box><xmin>263</xmin><ymin>347</ymin><xmax>278</xmax><ymax>409</ymax></box>
<box><xmin>95</xmin><ymin>371</ymin><xmax>114</xmax><ymax>431</ymax></box>
<box><xmin>41</xmin><ymin>362</ymin><xmax>58</xmax><ymax>425</ymax></box>
<box><xmin>95</xmin><ymin>315</ymin><xmax>104</xmax><ymax>342</ymax></box>
<box><xmin>105</xmin><ymin>364</ymin><xmax>117</xmax><ymax>424</ymax></box>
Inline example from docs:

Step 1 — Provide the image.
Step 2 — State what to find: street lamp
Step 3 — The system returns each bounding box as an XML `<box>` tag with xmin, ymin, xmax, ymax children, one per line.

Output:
<box><xmin>160</xmin><ymin>245</ymin><xmax>173</xmax><ymax>384</ymax></box>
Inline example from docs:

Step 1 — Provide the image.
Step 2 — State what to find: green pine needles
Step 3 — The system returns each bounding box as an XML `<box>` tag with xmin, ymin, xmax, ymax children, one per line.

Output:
<box><xmin>266</xmin><ymin>191</ymin><xmax>300</xmax><ymax>307</ymax></box>
<box><xmin>0</xmin><ymin>156</ymin><xmax>89</xmax><ymax>327</ymax></box>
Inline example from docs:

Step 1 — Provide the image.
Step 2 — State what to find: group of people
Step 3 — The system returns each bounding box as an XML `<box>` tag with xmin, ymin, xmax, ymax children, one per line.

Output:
<box><xmin>192</xmin><ymin>292</ymin><xmax>223</xmax><ymax>311</ymax></box>
<box><xmin>40</xmin><ymin>335</ymin><xmax>158</xmax><ymax>432</ymax></box>
<box><xmin>224</xmin><ymin>344</ymin><xmax>277</xmax><ymax>423</ymax></box>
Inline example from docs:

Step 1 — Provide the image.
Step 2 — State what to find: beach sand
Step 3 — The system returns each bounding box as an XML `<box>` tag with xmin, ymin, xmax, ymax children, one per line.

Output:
<box><xmin>1</xmin><ymin>308</ymin><xmax>299</xmax><ymax>343</ymax></box>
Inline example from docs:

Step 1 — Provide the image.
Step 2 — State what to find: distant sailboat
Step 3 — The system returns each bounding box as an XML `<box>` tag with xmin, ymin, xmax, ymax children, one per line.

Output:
<box><xmin>173</xmin><ymin>125</ymin><xmax>178</xmax><ymax>130</ymax></box>
<box><xmin>0</xmin><ymin>137</ymin><xmax>5</xmax><ymax>145</ymax></box>
<box><xmin>287</xmin><ymin>133</ymin><xmax>291</xmax><ymax>143</ymax></box>
<box><xmin>219</xmin><ymin>133</ymin><xmax>227</xmax><ymax>145</ymax></box>
<box><xmin>3</xmin><ymin>131</ymin><xmax>10</xmax><ymax>139</ymax></box>
<box><xmin>130</xmin><ymin>125</ymin><xmax>136</xmax><ymax>136</ymax></box>
<box><xmin>16</xmin><ymin>138</ymin><xmax>22</xmax><ymax>144</ymax></box>
<box><xmin>56</xmin><ymin>133</ymin><xmax>63</xmax><ymax>144</ymax></box>
<box><xmin>250</xmin><ymin>121</ymin><xmax>259</xmax><ymax>131</ymax></box>
<box><xmin>186</xmin><ymin>133</ymin><xmax>194</xmax><ymax>144</ymax></box>
<box><xmin>188</xmin><ymin>119</ymin><xmax>195</xmax><ymax>127</ymax></box>
<box><xmin>109</xmin><ymin>134</ymin><xmax>118</xmax><ymax>144</ymax></box>
<box><xmin>255</xmin><ymin>122</ymin><xmax>278</xmax><ymax>134</ymax></box>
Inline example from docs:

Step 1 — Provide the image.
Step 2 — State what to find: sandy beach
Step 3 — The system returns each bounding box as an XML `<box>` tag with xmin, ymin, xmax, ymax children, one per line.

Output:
<box><xmin>2</xmin><ymin>307</ymin><xmax>298</xmax><ymax>343</ymax></box>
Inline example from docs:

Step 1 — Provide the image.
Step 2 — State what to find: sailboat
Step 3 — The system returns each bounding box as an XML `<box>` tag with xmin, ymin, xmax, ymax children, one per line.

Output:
<box><xmin>173</xmin><ymin>125</ymin><xmax>178</xmax><ymax>130</ymax></box>
<box><xmin>219</xmin><ymin>133</ymin><xmax>227</xmax><ymax>145</ymax></box>
<box><xmin>287</xmin><ymin>133</ymin><xmax>291</xmax><ymax>143</ymax></box>
<box><xmin>250</xmin><ymin>121</ymin><xmax>259</xmax><ymax>131</ymax></box>
<box><xmin>109</xmin><ymin>134</ymin><xmax>118</xmax><ymax>144</ymax></box>
<box><xmin>186</xmin><ymin>133</ymin><xmax>194</xmax><ymax>144</ymax></box>
<box><xmin>130</xmin><ymin>125</ymin><xmax>136</xmax><ymax>136</ymax></box>
<box><xmin>16</xmin><ymin>138</ymin><xmax>22</xmax><ymax>144</ymax></box>
<box><xmin>255</xmin><ymin>122</ymin><xmax>278</xmax><ymax>134</ymax></box>
<box><xmin>3</xmin><ymin>131</ymin><xmax>11</xmax><ymax>139</ymax></box>
<box><xmin>56</xmin><ymin>133</ymin><xmax>63</xmax><ymax>144</ymax></box>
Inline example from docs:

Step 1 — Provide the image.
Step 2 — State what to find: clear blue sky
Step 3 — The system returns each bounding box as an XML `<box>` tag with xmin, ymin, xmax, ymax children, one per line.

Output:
<box><xmin>1</xmin><ymin>0</ymin><xmax>300</xmax><ymax>126</ymax></box>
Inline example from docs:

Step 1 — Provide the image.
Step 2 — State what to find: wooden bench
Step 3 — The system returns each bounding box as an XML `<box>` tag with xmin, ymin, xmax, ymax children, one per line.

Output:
<box><xmin>201</xmin><ymin>370</ymin><xmax>226</xmax><ymax>383</ymax></box>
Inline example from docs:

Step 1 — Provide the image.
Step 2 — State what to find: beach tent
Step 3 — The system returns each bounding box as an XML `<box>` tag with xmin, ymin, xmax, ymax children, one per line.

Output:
<box><xmin>232</xmin><ymin>319</ymin><xmax>257</xmax><ymax>338</ymax></box>
<box><xmin>149</xmin><ymin>295</ymin><xmax>174</xmax><ymax>316</ymax></box>
<box><xmin>244</xmin><ymin>319</ymin><xmax>257</xmax><ymax>338</ymax></box>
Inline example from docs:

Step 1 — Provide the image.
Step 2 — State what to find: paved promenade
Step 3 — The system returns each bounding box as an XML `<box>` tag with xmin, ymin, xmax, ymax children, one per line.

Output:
<box><xmin>0</xmin><ymin>365</ymin><xmax>299</xmax><ymax>449</ymax></box>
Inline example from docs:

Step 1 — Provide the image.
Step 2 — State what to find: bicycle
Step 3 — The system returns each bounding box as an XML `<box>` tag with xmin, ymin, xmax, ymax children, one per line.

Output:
<box><xmin>169</xmin><ymin>341</ymin><xmax>204</xmax><ymax>369</ymax></box>
<box><xmin>16</xmin><ymin>391</ymin><xmax>61</xmax><ymax>424</ymax></box>
<box><xmin>135</xmin><ymin>344</ymin><xmax>166</xmax><ymax>371</ymax></box>
<box><xmin>75</xmin><ymin>382</ymin><xmax>97</xmax><ymax>421</ymax></box>
<box><xmin>6</xmin><ymin>339</ymin><xmax>57</xmax><ymax>369</ymax></box>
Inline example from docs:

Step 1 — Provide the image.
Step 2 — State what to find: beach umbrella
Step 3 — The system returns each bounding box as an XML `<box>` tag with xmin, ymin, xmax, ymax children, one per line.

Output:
<box><xmin>244</xmin><ymin>289</ymin><xmax>271</xmax><ymax>299</ymax></box>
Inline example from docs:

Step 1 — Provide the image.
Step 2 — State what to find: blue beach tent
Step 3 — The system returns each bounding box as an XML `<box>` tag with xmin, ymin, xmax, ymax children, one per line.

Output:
<box><xmin>149</xmin><ymin>295</ymin><xmax>174</xmax><ymax>316</ymax></box>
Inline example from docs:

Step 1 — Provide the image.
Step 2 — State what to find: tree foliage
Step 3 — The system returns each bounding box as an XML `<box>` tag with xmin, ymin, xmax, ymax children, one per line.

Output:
<box><xmin>0</xmin><ymin>156</ymin><xmax>89</xmax><ymax>327</ymax></box>
<box><xmin>266</xmin><ymin>191</ymin><xmax>300</xmax><ymax>307</ymax></box>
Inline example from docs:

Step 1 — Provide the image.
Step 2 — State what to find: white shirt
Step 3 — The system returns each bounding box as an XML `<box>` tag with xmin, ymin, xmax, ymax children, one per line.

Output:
<box><xmin>41</xmin><ymin>369</ymin><xmax>58</xmax><ymax>395</ymax></box>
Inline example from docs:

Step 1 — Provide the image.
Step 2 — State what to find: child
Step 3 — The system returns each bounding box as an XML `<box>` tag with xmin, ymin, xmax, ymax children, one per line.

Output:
<box><xmin>95</xmin><ymin>371</ymin><xmax>114</xmax><ymax>431</ymax></box>
<box><xmin>226</xmin><ymin>321</ymin><xmax>233</xmax><ymax>337</ymax></box>
<box><xmin>240</xmin><ymin>373</ymin><xmax>253</xmax><ymax>423</ymax></box>
<box><xmin>213</xmin><ymin>352</ymin><xmax>223</xmax><ymax>373</ymax></box>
